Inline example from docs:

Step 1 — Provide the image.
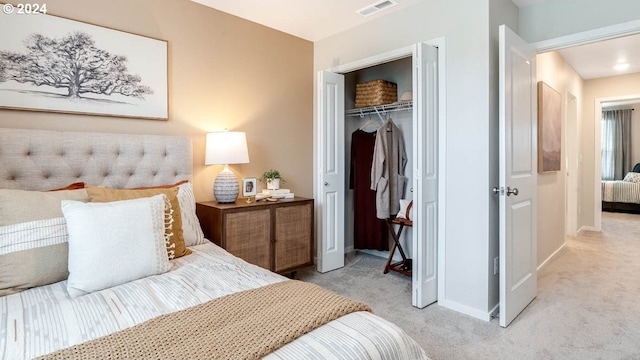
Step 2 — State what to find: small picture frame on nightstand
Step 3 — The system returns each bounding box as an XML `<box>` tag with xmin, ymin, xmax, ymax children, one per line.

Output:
<box><xmin>242</xmin><ymin>177</ymin><xmax>257</xmax><ymax>197</ymax></box>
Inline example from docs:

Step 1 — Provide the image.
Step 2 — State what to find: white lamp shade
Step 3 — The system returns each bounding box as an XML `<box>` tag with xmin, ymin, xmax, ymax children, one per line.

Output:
<box><xmin>205</xmin><ymin>131</ymin><xmax>250</xmax><ymax>165</ymax></box>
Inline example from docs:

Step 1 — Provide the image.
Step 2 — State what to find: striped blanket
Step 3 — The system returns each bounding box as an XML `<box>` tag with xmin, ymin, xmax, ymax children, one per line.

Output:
<box><xmin>601</xmin><ymin>180</ymin><xmax>640</xmax><ymax>204</ymax></box>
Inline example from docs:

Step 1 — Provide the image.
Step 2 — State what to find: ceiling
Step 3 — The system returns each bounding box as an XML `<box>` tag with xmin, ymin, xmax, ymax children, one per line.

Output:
<box><xmin>192</xmin><ymin>0</ymin><xmax>640</xmax><ymax>80</ymax></box>
<box><xmin>191</xmin><ymin>0</ymin><xmax>428</xmax><ymax>42</ymax></box>
<box><xmin>557</xmin><ymin>33</ymin><xmax>640</xmax><ymax>80</ymax></box>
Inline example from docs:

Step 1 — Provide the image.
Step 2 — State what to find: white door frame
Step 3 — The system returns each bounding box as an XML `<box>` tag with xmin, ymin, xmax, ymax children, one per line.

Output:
<box><xmin>314</xmin><ymin>37</ymin><xmax>447</xmax><ymax>298</ymax></box>
<box><xmin>530</xmin><ymin>19</ymin><xmax>640</xmax><ymax>233</ymax></box>
<box><xmin>565</xmin><ymin>92</ymin><xmax>578</xmax><ymax>237</ymax></box>
<box><xmin>593</xmin><ymin>93</ymin><xmax>640</xmax><ymax>229</ymax></box>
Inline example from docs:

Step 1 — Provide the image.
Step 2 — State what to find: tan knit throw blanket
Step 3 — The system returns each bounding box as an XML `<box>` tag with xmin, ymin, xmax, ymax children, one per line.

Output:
<box><xmin>38</xmin><ymin>280</ymin><xmax>372</xmax><ymax>360</ymax></box>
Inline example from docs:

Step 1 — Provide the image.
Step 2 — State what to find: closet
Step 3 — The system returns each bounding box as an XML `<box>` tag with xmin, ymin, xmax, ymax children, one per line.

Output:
<box><xmin>344</xmin><ymin>57</ymin><xmax>414</xmax><ymax>263</ymax></box>
<box><xmin>316</xmin><ymin>42</ymin><xmax>438</xmax><ymax>308</ymax></box>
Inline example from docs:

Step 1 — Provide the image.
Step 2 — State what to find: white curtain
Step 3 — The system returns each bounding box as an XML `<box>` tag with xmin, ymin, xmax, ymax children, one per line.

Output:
<box><xmin>601</xmin><ymin>109</ymin><xmax>633</xmax><ymax>180</ymax></box>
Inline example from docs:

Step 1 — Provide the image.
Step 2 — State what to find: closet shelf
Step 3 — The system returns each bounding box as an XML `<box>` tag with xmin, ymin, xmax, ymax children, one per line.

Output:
<box><xmin>346</xmin><ymin>100</ymin><xmax>413</xmax><ymax>121</ymax></box>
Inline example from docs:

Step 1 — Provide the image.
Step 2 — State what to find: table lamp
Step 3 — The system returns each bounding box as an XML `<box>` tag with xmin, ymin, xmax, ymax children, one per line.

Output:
<box><xmin>205</xmin><ymin>131</ymin><xmax>249</xmax><ymax>203</ymax></box>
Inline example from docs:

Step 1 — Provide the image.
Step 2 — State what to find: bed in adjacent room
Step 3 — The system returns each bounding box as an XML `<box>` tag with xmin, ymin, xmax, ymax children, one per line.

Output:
<box><xmin>0</xmin><ymin>128</ymin><xmax>428</xmax><ymax>360</ymax></box>
<box><xmin>602</xmin><ymin>165</ymin><xmax>640</xmax><ymax>213</ymax></box>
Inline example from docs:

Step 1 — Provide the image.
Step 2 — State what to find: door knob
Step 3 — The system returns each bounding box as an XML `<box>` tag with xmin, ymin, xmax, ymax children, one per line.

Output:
<box><xmin>506</xmin><ymin>187</ymin><xmax>519</xmax><ymax>196</ymax></box>
<box><xmin>324</xmin><ymin>182</ymin><xmax>329</xmax><ymax>186</ymax></box>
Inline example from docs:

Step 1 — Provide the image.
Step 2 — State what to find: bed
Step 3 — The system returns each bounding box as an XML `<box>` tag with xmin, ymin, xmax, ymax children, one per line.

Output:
<box><xmin>0</xmin><ymin>128</ymin><xmax>428</xmax><ymax>360</ymax></box>
<box><xmin>601</xmin><ymin>164</ymin><xmax>640</xmax><ymax>213</ymax></box>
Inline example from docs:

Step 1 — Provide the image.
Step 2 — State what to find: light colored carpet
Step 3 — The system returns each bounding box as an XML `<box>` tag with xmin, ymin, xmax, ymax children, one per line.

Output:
<box><xmin>297</xmin><ymin>211</ymin><xmax>640</xmax><ymax>359</ymax></box>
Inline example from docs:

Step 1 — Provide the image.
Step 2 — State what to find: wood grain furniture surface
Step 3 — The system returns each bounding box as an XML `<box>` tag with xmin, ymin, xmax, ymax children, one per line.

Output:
<box><xmin>196</xmin><ymin>197</ymin><xmax>314</xmax><ymax>274</ymax></box>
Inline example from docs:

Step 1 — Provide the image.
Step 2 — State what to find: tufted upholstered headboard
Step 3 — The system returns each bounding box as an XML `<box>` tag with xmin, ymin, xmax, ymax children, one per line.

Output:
<box><xmin>0</xmin><ymin>128</ymin><xmax>192</xmax><ymax>191</ymax></box>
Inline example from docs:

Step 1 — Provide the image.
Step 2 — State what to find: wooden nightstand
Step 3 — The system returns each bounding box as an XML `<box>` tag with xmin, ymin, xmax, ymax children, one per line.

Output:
<box><xmin>196</xmin><ymin>197</ymin><xmax>314</xmax><ymax>275</ymax></box>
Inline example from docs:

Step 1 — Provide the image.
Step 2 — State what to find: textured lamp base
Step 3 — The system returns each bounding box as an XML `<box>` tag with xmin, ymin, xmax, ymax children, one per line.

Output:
<box><xmin>214</xmin><ymin>165</ymin><xmax>239</xmax><ymax>203</ymax></box>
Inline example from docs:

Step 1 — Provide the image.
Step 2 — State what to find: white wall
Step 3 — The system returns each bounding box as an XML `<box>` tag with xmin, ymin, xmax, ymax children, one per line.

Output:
<box><xmin>518</xmin><ymin>0</ymin><xmax>640</xmax><ymax>43</ymax></box>
<box><xmin>314</xmin><ymin>0</ymin><xmax>518</xmax><ymax>319</ymax></box>
<box><xmin>535</xmin><ymin>51</ymin><xmax>584</xmax><ymax>266</ymax></box>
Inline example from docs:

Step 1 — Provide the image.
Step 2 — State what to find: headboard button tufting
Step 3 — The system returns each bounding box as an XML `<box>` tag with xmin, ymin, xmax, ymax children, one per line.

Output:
<box><xmin>0</xmin><ymin>129</ymin><xmax>192</xmax><ymax>190</ymax></box>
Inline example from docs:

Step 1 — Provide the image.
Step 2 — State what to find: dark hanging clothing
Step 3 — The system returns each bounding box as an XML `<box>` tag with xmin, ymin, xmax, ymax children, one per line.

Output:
<box><xmin>350</xmin><ymin>129</ymin><xmax>388</xmax><ymax>251</ymax></box>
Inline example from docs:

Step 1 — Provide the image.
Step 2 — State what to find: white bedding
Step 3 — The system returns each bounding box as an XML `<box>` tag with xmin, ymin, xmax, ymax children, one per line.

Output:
<box><xmin>1</xmin><ymin>242</ymin><xmax>427</xmax><ymax>360</ymax></box>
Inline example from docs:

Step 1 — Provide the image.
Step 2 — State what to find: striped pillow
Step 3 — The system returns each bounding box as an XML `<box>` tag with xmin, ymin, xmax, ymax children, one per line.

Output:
<box><xmin>0</xmin><ymin>218</ymin><xmax>69</xmax><ymax>296</ymax></box>
<box><xmin>0</xmin><ymin>188</ymin><xmax>89</xmax><ymax>296</ymax></box>
<box><xmin>176</xmin><ymin>182</ymin><xmax>205</xmax><ymax>246</ymax></box>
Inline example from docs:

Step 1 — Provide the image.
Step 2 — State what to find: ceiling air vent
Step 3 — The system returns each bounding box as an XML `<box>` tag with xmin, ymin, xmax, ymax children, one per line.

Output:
<box><xmin>356</xmin><ymin>0</ymin><xmax>398</xmax><ymax>17</ymax></box>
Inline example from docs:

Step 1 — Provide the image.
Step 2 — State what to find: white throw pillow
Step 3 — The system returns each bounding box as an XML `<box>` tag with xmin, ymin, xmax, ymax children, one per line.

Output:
<box><xmin>177</xmin><ymin>182</ymin><xmax>205</xmax><ymax>246</ymax></box>
<box><xmin>623</xmin><ymin>172</ymin><xmax>640</xmax><ymax>183</ymax></box>
<box><xmin>61</xmin><ymin>194</ymin><xmax>172</xmax><ymax>297</ymax></box>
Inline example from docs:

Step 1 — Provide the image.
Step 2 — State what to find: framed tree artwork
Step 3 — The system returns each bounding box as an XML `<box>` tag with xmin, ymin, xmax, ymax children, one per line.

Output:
<box><xmin>537</xmin><ymin>81</ymin><xmax>562</xmax><ymax>172</ymax></box>
<box><xmin>0</xmin><ymin>10</ymin><xmax>168</xmax><ymax>119</ymax></box>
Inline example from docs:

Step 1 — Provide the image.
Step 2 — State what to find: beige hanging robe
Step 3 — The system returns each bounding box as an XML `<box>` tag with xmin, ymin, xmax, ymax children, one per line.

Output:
<box><xmin>370</xmin><ymin>118</ymin><xmax>407</xmax><ymax>219</ymax></box>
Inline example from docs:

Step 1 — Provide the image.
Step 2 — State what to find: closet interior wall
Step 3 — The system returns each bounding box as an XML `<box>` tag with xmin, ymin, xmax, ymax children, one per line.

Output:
<box><xmin>344</xmin><ymin>56</ymin><xmax>414</xmax><ymax>260</ymax></box>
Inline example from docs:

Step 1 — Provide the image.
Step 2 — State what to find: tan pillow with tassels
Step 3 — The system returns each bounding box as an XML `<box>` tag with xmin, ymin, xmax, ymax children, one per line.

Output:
<box><xmin>86</xmin><ymin>186</ymin><xmax>191</xmax><ymax>259</ymax></box>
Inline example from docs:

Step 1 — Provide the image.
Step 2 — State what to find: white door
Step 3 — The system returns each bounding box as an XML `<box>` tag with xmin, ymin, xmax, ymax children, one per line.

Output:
<box><xmin>412</xmin><ymin>43</ymin><xmax>438</xmax><ymax>308</ymax></box>
<box><xmin>498</xmin><ymin>25</ymin><xmax>537</xmax><ymax>327</ymax></box>
<box><xmin>316</xmin><ymin>70</ymin><xmax>345</xmax><ymax>273</ymax></box>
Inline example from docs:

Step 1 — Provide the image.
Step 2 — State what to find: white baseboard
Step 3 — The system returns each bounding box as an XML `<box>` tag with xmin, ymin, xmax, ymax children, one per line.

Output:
<box><xmin>437</xmin><ymin>298</ymin><xmax>492</xmax><ymax>322</ymax></box>
<box><xmin>537</xmin><ymin>242</ymin><xmax>567</xmax><ymax>272</ymax></box>
<box><xmin>577</xmin><ymin>225</ymin><xmax>598</xmax><ymax>235</ymax></box>
<box><xmin>344</xmin><ymin>246</ymin><xmax>354</xmax><ymax>254</ymax></box>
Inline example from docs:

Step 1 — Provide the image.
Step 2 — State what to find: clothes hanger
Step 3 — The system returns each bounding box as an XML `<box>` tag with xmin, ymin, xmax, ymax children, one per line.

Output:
<box><xmin>359</xmin><ymin>116</ymin><xmax>380</xmax><ymax>131</ymax></box>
